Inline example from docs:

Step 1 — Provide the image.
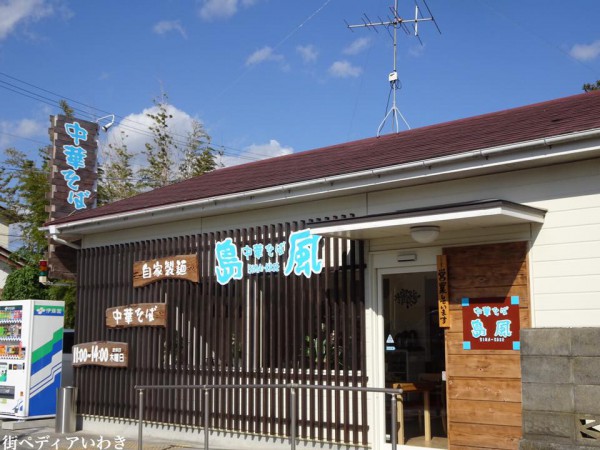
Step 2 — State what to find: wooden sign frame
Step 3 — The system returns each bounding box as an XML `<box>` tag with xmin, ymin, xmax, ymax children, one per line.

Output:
<box><xmin>106</xmin><ymin>303</ymin><xmax>166</xmax><ymax>328</ymax></box>
<box><xmin>462</xmin><ymin>296</ymin><xmax>521</xmax><ymax>351</ymax></box>
<box><xmin>437</xmin><ymin>254</ymin><xmax>450</xmax><ymax>328</ymax></box>
<box><xmin>73</xmin><ymin>341</ymin><xmax>128</xmax><ymax>367</ymax></box>
<box><xmin>133</xmin><ymin>254</ymin><xmax>199</xmax><ymax>287</ymax></box>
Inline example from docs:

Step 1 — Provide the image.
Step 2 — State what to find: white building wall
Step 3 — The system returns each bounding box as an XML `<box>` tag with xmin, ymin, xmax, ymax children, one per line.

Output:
<box><xmin>0</xmin><ymin>222</ymin><xmax>9</xmax><ymax>249</ymax></box>
<box><xmin>367</xmin><ymin>157</ymin><xmax>600</xmax><ymax>328</ymax></box>
<box><xmin>0</xmin><ymin>261</ymin><xmax>10</xmax><ymax>290</ymax></box>
<box><xmin>83</xmin><ymin>158</ymin><xmax>600</xmax><ymax>328</ymax></box>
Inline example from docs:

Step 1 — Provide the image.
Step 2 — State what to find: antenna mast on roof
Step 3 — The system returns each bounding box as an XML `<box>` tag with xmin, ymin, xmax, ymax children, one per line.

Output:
<box><xmin>346</xmin><ymin>0</ymin><xmax>440</xmax><ymax>136</ymax></box>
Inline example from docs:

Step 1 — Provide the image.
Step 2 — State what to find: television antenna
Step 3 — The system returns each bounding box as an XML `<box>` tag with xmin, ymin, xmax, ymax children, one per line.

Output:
<box><xmin>346</xmin><ymin>0</ymin><xmax>440</xmax><ymax>136</ymax></box>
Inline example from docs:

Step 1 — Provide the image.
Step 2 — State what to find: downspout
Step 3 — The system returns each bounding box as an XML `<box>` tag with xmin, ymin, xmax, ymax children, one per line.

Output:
<box><xmin>48</xmin><ymin>225</ymin><xmax>81</xmax><ymax>250</ymax></box>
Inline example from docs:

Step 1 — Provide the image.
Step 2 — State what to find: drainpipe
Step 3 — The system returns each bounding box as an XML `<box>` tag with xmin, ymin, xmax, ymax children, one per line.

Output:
<box><xmin>48</xmin><ymin>225</ymin><xmax>81</xmax><ymax>250</ymax></box>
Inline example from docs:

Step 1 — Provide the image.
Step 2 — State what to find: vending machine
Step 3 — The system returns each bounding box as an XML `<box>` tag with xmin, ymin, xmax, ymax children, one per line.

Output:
<box><xmin>0</xmin><ymin>299</ymin><xmax>65</xmax><ymax>419</ymax></box>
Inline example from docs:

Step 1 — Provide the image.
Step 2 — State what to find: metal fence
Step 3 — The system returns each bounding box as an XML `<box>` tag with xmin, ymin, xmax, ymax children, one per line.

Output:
<box><xmin>134</xmin><ymin>383</ymin><xmax>403</xmax><ymax>450</ymax></box>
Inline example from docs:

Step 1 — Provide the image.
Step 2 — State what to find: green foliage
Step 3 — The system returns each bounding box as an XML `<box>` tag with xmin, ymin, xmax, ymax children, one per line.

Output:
<box><xmin>59</xmin><ymin>99</ymin><xmax>74</xmax><ymax>118</ymax></box>
<box><xmin>0</xmin><ymin>148</ymin><xmax>50</xmax><ymax>254</ymax></box>
<box><xmin>1</xmin><ymin>265</ymin><xmax>47</xmax><ymax>301</ymax></box>
<box><xmin>110</xmin><ymin>92</ymin><xmax>220</xmax><ymax>198</ymax></box>
<box><xmin>179</xmin><ymin>120</ymin><xmax>222</xmax><ymax>180</ymax></box>
<box><xmin>139</xmin><ymin>94</ymin><xmax>177</xmax><ymax>189</ymax></box>
<box><xmin>97</xmin><ymin>130</ymin><xmax>141</xmax><ymax>206</ymax></box>
<box><xmin>48</xmin><ymin>282</ymin><xmax>76</xmax><ymax>328</ymax></box>
<box><xmin>583</xmin><ymin>80</ymin><xmax>600</xmax><ymax>92</ymax></box>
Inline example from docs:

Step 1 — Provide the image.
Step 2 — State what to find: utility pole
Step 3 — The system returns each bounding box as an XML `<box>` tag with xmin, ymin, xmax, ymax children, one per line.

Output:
<box><xmin>346</xmin><ymin>0</ymin><xmax>440</xmax><ymax>136</ymax></box>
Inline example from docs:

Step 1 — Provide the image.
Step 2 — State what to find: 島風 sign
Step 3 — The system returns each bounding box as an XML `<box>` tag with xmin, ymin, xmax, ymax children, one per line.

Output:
<box><xmin>214</xmin><ymin>228</ymin><xmax>324</xmax><ymax>285</ymax></box>
<box><xmin>462</xmin><ymin>296</ymin><xmax>520</xmax><ymax>351</ymax></box>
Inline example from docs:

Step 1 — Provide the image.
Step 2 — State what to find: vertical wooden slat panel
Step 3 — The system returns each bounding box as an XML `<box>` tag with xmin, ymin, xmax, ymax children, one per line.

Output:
<box><xmin>76</xmin><ymin>223</ymin><xmax>367</xmax><ymax>445</ymax></box>
<box><xmin>444</xmin><ymin>241</ymin><xmax>528</xmax><ymax>450</ymax></box>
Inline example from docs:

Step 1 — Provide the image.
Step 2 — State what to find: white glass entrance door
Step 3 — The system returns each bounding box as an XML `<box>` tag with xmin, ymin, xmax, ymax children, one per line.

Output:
<box><xmin>381</xmin><ymin>270</ymin><xmax>447</xmax><ymax>450</ymax></box>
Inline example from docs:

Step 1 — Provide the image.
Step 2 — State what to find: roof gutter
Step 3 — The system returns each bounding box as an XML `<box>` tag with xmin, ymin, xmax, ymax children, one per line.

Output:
<box><xmin>43</xmin><ymin>128</ymin><xmax>600</xmax><ymax>236</ymax></box>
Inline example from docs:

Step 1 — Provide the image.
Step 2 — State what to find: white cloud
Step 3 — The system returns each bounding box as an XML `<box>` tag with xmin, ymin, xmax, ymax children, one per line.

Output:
<box><xmin>343</xmin><ymin>37</ymin><xmax>372</xmax><ymax>55</ymax></box>
<box><xmin>328</xmin><ymin>60</ymin><xmax>362</xmax><ymax>78</ymax></box>
<box><xmin>0</xmin><ymin>118</ymin><xmax>46</xmax><ymax>147</ymax></box>
<box><xmin>103</xmin><ymin>104</ymin><xmax>202</xmax><ymax>169</ymax></box>
<box><xmin>219</xmin><ymin>139</ymin><xmax>294</xmax><ymax>167</ymax></box>
<box><xmin>569</xmin><ymin>40</ymin><xmax>600</xmax><ymax>62</ymax></box>
<box><xmin>153</xmin><ymin>20</ymin><xmax>187</xmax><ymax>39</ymax></box>
<box><xmin>0</xmin><ymin>0</ymin><xmax>55</xmax><ymax>41</ymax></box>
<box><xmin>409</xmin><ymin>42</ymin><xmax>426</xmax><ymax>57</ymax></box>
<box><xmin>297</xmin><ymin>44</ymin><xmax>318</xmax><ymax>64</ymax></box>
<box><xmin>246</xmin><ymin>46</ymin><xmax>284</xmax><ymax>66</ymax></box>
<box><xmin>199</xmin><ymin>0</ymin><xmax>258</xmax><ymax>21</ymax></box>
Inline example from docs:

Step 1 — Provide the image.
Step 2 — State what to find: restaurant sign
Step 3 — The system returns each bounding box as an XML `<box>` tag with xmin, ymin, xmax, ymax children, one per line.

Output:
<box><xmin>214</xmin><ymin>229</ymin><xmax>323</xmax><ymax>285</ymax></box>
<box><xmin>462</xmin><ymin>296</ymin><xmax>520</xmax><ymax>351</ymax></box>
<box><xmin>73</xmin><ymin>341</ymin><xmax>128</xmax><ymax>367</ymax></box>
<box><xmin>106</xmin><ymin>303</ymin><xmax>166</xmax><ymax>328</ymax></box>
<box><xmin>436</xmin><ymin>255</ymin><xmax>450</xmax><ymax>328</ymax></box>
<box><xmin>133</xmin><ymin>254</ymin><xmax>198</xmax><ymax>287</ymax></box>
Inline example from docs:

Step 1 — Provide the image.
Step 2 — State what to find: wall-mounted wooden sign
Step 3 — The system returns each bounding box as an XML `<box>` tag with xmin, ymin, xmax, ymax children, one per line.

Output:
<box><xmin>73</xmin><ymin>341</ymin><xmax>128</xmax><ymax>367</ymax></box>
<box><xmin>106</xmin><ymin>303</ymin><xmax>166</xmax><ymax>328</ymax></box>
<box><xmin>462</xmin><ymin>296</ymin><xmax>521</xmax><ymax>351</ymax></box>
<box><xmin>133</xmin><ymin>254</ymin><xmax>199</xmax><ymax>287</ymax></box>
<box><xmin>437</xmin><ymin>255</ymin><xmax>450</xmax><ymax>328</ymax></box>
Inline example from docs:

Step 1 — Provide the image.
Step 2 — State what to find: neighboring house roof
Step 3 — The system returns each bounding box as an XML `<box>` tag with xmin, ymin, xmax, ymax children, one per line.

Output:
<box><xmin>48</xmin><ymin>91</ymin><xmax>600</xmax><ymax>227</ymax></box>
<box><xmin>0</xmin><ymin>245</ymin><xmax>25</xmax><ymax>269</ymax></box>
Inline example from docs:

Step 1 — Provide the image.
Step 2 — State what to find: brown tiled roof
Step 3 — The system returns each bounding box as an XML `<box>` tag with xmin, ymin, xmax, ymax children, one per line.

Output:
<box><xmin>49</xmin><ymin>91</ymin><xmax>600</xmax><ymax>226</ymax></box>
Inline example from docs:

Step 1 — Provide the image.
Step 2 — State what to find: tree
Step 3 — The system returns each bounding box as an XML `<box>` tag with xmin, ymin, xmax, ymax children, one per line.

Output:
<box><xmin>117</xmin><ymin>92</ymin><xmax>220</xmax><ymax>195</ymax></box>
<box><xmin>1</xmin><ymin>265</ymin><xmax>47</xmax><ymax>300</ymax></box>
<box><xmin>138</xmin><ymin>94</ymin><xmax>177</xmax><ymax>189</ymax></box>
<box><xmin>97</xmin><ymin>130</ymin><xmax>141</xmax><ymax>206</ymax></box>
<box><xmin>59</xmin><ymin>99</ymin><xmax>75</xmax><ymax>118</ymax></box>
<box><xmin>583</xmin><ymin>80</ymin><xmax>600</xmax><ymax>92</ymax></box>
<box><xmin>0</xmin><ymin>147</ymin><xmax>50</xmax><ymax>255</ymax></box>
<box><xmin>179</xmin><ymin>119</ymin><xmax>222</xmax><ymax>180</ymax></box>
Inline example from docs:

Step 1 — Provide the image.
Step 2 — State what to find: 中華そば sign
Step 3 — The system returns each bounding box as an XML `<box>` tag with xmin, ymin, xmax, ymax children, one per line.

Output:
<box><xmin>106</xmin><ymin>303</ymin><xmax>166</xmax><ymax>328</ymax></box>
<box><xmin>462</xmin><ymin>296</ymin><xmax>520</xmax><ymax>351</ymax></box>
<box><xmin>133</xmin><ymin>254</ymin><xmax>198</xmax><ymax>287</ymax></box>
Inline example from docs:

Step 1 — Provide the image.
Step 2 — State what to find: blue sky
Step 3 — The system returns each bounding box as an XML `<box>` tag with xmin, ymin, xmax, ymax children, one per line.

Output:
<box><xmin>1</xmin><ymin>0</ymin><xmax>600</xmax><ymax>166</ymax></box>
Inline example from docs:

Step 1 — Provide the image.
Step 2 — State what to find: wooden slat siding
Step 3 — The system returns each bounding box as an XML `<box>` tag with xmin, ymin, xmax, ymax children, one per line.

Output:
<box><xmin>325</xmin><ymin>236</ymin><xmax>333</xmax><ymax>443</ymax></box>
<box><xmin>316</xmin><ymin>237</ymin><xmax>325</xmax><ymax>441</ymax></box>
<box><xmin>327</xmin><ymin>240</ymin><xmax>343</xmax><ymax>442</ymax></box>
<box><xmin>342</xmin><ymin>239</ymin><xmax>350</xmax><ymax>443</ymax></box>
<box><xmin>75</xmin><ymin>224</ymin><xmax>367</xmax><ymax>444</ymax></box>
<box><xmin>268</xmin><ymin>224</ymin><xmax>276</xmax><ymax>435</ymax></box>
<box><xmin>444</xmin><ymin>242</ymin><xmax>529</xmax><ymax>450</ymax></box>
<box><xmin>217</xmin><ymin>231</ymin><xmax>227</xmax><ymax>431</ymax></box>
<box><xmin>449</xmin><ymin>423</ymin><xmax>522</xmax><ymax>449</ymax></box>
<box><xmin>359</xmin><ymin>240</ymin><xmax>368</xmax><ymax>447</ymax></box>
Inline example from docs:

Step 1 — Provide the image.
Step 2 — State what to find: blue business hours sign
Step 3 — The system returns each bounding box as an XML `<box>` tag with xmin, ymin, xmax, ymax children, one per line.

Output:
<box><xmin>214</xmin><ymin>229</ymin><xmax>324</xmax><ymax>285</ymax></box>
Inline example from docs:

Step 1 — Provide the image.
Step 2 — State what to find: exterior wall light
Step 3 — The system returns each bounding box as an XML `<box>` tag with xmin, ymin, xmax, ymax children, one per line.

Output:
<box><xmin>410</xmin><ymin>225</ymin><xmax>440</xmax><ymax>244</ymax></box>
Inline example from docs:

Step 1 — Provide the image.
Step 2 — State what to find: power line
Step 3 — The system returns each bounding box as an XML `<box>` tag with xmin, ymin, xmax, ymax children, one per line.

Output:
<box><xmin>0</xmin><ymin>73</ymin><xmax>281</xmax><ymax>161</ymax></box>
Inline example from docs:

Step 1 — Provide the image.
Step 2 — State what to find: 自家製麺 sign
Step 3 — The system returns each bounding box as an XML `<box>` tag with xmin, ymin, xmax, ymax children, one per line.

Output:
<box><xmin>133</xmin><ymin>254</ymin><xmax>198</xmax><ymax>287</ymax></box>
<box><xmin>72</xmin><ymin>342</ymin><xmax>128</xmax><ymax>367</ymax></box>
<box><xmin>106</xmin><ymin>303</ymin><xmax>166</xmax><ymax>328</ymax></box>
